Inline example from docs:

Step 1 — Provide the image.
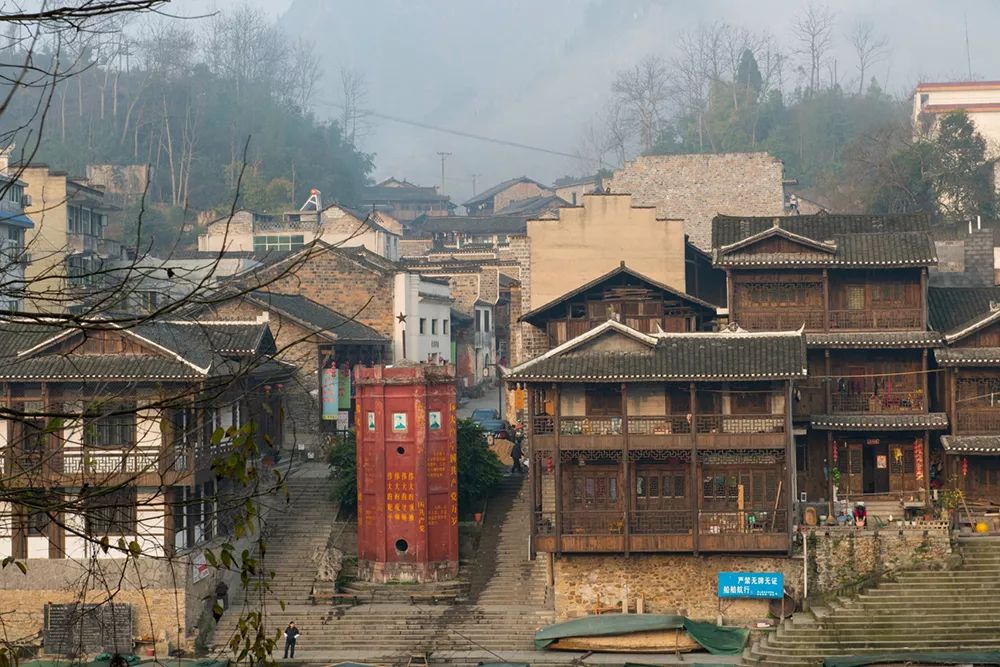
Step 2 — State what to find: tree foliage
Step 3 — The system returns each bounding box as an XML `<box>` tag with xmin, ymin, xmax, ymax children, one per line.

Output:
<box><xmin>2</xmin><ymin>6</ymin><xmax>372</xmax><ymax>232</ymax></box>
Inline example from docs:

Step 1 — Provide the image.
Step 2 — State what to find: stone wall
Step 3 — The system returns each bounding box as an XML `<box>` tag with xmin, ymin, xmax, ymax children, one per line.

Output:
<box><xmin>551</xmin><ymin>527</ymin><xmax>951</xmax><ymax>624</ymax></box>
<box><xmin>553</xmin><ymin>554</ymin><xmax>803</xmax><ymax>623</ymax></box>
<box><xmin>805</xmin><ymin>526</ymin><xmax>951</xmax><ymax>596</ymax></box>
<box><xmin>0</xmin><ymin>558</ymin><xmax>186</xmax><ymax>651</ymax></box>
<box><xmin>494</xmin><ymin>181</ymin><xmax>550</xmax><ymax>213</ymax></box>
<box><xmin>964</xmin><ymin>228</ymin><xmax>995</xmax><ymax>285</ymax></box>
<box><xmin>608</xmin><ymin>153</ymin><xmax>785</xmax><ymax>251</ymax></box>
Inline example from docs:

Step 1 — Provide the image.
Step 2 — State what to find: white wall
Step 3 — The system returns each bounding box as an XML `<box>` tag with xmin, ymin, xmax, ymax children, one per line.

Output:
<box><xmin>394</xmin><ymin>273</ymin><xmax>452</xmax><ymax>362</ymax></box>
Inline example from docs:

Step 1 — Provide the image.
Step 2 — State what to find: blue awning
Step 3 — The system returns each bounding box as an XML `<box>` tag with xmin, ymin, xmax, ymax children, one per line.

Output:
<box><xmin>0</xmin><ymin>212</ymin><xmax>33</xmax><ymax>229</ymax></box>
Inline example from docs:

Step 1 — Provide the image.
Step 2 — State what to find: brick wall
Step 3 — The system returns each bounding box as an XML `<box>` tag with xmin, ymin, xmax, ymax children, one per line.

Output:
<box><xmin>254</xmin><ymin>248</ymin><xmax>396</xmax><ymax>340</ymax></box>
<box><xmin>964</xmin><ymin>228</ymin><xmax>995</xmax><ymax>285</ymax></box>
<box><xmin>508</xmin><ymin>235</ymin><xmax>531</xmax><ymax>365</ymax></box>
<box><xmin>609</xmin><ymin>153</ymin><xmax>785</xmax><ymax>251</ymax></box>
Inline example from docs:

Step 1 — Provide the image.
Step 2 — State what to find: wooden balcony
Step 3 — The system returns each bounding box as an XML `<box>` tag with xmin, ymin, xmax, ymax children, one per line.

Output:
<box><xmin>531</xmin><ymin>414</ymin><xmax>786</xmax><ymax>451</ymax></box>
<box><xmin>3</xmin><ymin>445</ymin><xmax>194</xmax><ymax>487</ymax></box>
<box><xmin>794</xmin><ymin>385</ymin><xmax>826</xmax><ymax>419</ymax></box>
<box><xmin>829</xmin><ymin>308</ymin><xmax>922</xmax><ymax>330</ymax></box>
<box><xmin>831</xmin><ymin>387</ymin><xmax>925</xmax><ymax>414</ymax></box>
<box><xmin>533</xmin><ymin>508</ymin><xmax>788</xmax><ymax>553</ymax></box>
<box><xmin>956</xmin><ymin>407</ymin><xmax>1000</xmax><ymax>433</ymax></box>
<box><xmin>739</xmin><ymin>309</ymin><xmax>826</xmax><ymax>331</ymax></box>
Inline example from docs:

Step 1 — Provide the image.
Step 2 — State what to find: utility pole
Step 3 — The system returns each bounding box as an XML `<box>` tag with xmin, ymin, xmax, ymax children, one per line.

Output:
<box><xmin>436</xmin><ymin>151</ymin><xmax>451</xmax><ymax>194</ymax></box>
<box><xmin>471</xmin><ymin>173</ymin><xmax>482</xmax><ymax>196</ymax></box>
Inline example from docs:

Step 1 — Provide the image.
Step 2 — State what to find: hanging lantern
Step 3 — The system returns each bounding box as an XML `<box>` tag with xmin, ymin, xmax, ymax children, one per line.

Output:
<box><xmin>913</xmin><ymin>440</ymin><xmax>924</xmax><ymax>481</ymax></box>
<box><xmin>832</xmin><ymin>442</ymin><xmax>838</xmax><ymax>464</ymax></box>
<box><xmin>962</xmin><ymin>457</ymin><xmax>969</xmax><ymax>477</ymax></box>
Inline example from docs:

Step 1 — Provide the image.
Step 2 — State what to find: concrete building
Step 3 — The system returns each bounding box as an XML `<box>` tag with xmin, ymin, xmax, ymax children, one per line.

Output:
<box><xmin>914</xmin><ymin>80</ymin><xmax>1000</xmax><ymax>147</ymax></box>
<box><xmin>197</xmin><ymin>205</ymin><xmax>402</xmax><ymax>261</ymax></box>
<box><xmin>17</xmin><ymin>164</ymin><xmax>119</xmax><ymax>314</ymax></box>
<box><xmin>0</xmin><ymin>168</ymin><xmax>33</xmax><ymax>311</ymax></box>
<box><xmin>395</xmin><ymin>273</ymin><xmax>452</xmax><ymax>364</ymax></box>
<box><xmin>607</xmin><ymin>152</ymin><xmax>786</xmax><ymax>250</ymax></box>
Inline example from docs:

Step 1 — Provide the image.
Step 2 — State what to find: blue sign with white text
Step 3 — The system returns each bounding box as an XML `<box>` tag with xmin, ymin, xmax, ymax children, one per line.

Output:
<box><xmin>717</xmin><ymin>572</ymin><xmax>783</xmax><ymax>599</ymax></box>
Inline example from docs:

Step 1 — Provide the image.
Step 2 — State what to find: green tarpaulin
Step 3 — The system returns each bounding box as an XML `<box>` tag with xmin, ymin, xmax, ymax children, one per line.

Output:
<box><xmin>823</xmin><ymin>652</ymin><xmax>1000</xmax><ymax>666</ymax></box>
<box><xmin>534</xmin><ymin>614</ymin><xmax>749</xmax><ymax>655</ymax></box>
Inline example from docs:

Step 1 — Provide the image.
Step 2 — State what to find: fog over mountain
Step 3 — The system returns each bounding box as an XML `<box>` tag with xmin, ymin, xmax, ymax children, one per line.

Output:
<box><xmin>201</xmin><ymin>0</ymin><xmax>1000</xmax><ymax>203</ymax></box>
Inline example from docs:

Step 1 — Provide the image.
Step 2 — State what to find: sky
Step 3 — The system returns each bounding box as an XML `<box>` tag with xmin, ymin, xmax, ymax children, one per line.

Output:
<box><xmin>179</xmin><ymin>0</ymin><xmax>1000</xmax><ymax>205</ymax></box>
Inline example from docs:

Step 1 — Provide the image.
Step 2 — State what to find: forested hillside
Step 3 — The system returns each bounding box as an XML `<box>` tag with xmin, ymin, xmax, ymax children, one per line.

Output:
<box><xmin>2</xmin><ymin>6</ymin><xmax>372</xmax><ymax>247</ymax></box>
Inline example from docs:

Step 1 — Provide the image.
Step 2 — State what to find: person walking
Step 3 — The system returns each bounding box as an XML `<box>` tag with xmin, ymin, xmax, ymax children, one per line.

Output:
<box><xmin>283</xmin><ymin>621</ymin><xmax>300</xmax><ymax>659</ymax></box>
<box><xmin>510</xmin><ymin>425</ymin><xmax>524</xmax><ymax>474</ymax></box>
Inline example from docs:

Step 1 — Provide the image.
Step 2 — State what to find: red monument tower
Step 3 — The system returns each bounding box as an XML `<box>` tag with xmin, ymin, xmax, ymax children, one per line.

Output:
<box><xmin>354</xmin><ymin>363</ymin><xmax>459</xmax><ymax>582</ymax></box>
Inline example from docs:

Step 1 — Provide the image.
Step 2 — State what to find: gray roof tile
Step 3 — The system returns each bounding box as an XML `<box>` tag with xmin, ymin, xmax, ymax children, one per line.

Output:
<box><xmin>811</xmin><ymin>413</ymin><xmax>949</xmax><ymax>430</ymax></box>
<box><xmin>941</xmin><ymin>435</ymin><xmax>1000</xmax><ymax>455</ymax></box>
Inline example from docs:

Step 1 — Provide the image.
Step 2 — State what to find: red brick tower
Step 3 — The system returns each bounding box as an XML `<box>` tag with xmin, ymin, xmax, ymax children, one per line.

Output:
<box><xmin>354</xmin><ymin>363</ymin><xmax>458</xmax><ymax>582</ymax></box>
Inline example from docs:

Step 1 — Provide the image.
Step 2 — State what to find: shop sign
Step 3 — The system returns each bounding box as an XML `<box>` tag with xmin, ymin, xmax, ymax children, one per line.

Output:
<box><xmin>718</xmin><ymin>572</ymin><xmax>783</xmax><ymax>598</ymax></box>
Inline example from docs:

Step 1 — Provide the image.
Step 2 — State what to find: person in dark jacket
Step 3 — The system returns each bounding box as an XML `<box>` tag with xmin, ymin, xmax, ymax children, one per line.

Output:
<box><xmin>283</xmin><ymin>621</ymin><xmax>300</xmax><ymax>658</ymax></box>
<box><xmin>510</xmin><ymin>425</ymin><xmax>524</xmax><ymax>474</ymax></box>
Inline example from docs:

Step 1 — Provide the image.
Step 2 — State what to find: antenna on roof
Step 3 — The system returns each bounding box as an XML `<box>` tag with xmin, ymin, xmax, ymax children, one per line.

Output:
<box><xmin>300</xmin><ymin>188</ymin><xmax>322</xmax><ymax>211</ymax></box>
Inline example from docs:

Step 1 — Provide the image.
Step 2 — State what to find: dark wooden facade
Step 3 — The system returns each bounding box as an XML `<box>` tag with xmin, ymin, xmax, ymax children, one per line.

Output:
<box><xmin>713</xmin><ymin>214</ymin><xmax>943</xmax><ymax>508</ymax></box>
<box><xmin>508</xmin><ymin>321</ymin><xmax>805</xmax><ymax>555</ymax></box>
<box><xmin>0</xmin><ymin>319</ymin><xmax>288</xmax><ymax>559</ymax></box>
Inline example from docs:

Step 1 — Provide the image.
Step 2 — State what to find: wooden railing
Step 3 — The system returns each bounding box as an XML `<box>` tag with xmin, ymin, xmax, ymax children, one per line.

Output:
<box><xmin>631</xmin><ymin>509</ymin><xmax>692</xmax><ymax>534</ymax></box>
<box><xmin>561</xmin><ymin>510</ymin><xmax>626</xmax><ymax>535</ymax></box>
<box><xmin>700</xmin><ymin>508</ymin><xmax>787</xmax><ymax>534</ymax></box>
<box><xmin>532</xmin><ymin>414</ymin><xmax>785</xmax><ymax>436</ymax></box>
<box><xmin>829</xmin><ymin>308</ymin><xmax>922</xmax><ymax>330</ymax></box>
<box><xmin>738</xmin><ymin>309</ymin><xmax>826</xmax><ymax>331</ymax></box>
<box><xmin>957</xmin><ymin>407</ymin><xmax>1000</xmax><ymax>432</ymax></box>
<box><xmin>831</xmin><ymin>387</ymin><xmax>924</xmax><ymax>413</ymax></box>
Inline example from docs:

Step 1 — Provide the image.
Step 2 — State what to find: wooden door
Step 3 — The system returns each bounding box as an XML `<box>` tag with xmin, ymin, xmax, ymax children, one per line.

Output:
<box><xmin>848</xmin><ymin>443</ymin><xmax>863</xmax><ymax>496</ymax></box>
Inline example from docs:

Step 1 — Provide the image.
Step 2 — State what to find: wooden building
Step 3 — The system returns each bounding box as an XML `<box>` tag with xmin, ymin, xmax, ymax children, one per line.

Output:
<box><xmin>931</xmin><ymin>286</ymin><xmax>1000</xmax><ymax>504</ymax></box>
<box><xmin>0</xmin><ymin>316</ymin><xmax>289</xmax><ymax>559</ymax></box>
<box><xmin>507</xmin><ymin>320</ymin><xmax>805</xmax><ymax>555</ymax></box>
<box><xmin>712</xmin><ymin>213</ymin><xmax>946</xmax><ymax>511</ymax></box>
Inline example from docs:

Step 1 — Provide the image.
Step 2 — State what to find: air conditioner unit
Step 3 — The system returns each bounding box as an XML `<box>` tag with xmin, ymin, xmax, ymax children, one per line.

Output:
<box><xmin>22</xmin><ymin>194</ymin><xmax>31</xmax><ymax>207</ymax></box>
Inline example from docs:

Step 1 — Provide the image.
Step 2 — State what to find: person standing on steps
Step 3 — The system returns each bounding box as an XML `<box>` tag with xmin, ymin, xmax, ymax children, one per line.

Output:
<box><xmin>510</xmin><ymin>424</ymin><xmax>524</xmax><ymax>474</ymax></box>
<box><xmin>283</xmin><ymin>621</ymin><xmax>300</xmax><ymax>659</ymax></box>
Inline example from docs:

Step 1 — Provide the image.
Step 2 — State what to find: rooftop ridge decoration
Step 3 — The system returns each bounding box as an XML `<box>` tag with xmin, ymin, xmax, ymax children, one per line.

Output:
<box><xmin>717</xmin><ymin>220</ymin><xmax>838</xmax><ymax>256</ymax></box>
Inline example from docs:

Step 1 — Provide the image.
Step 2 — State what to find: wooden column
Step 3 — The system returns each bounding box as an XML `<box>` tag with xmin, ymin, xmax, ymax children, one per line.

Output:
<box><xmin>552</xmin><ymin>384</ymin><xmax>562</xmax><ymax>556</ymax></box>
<box><xmin>827</xmin><ymin>431</ymin><xmax>835</xmax><ymax>503</ymax></box>
<box><xmin>527</xmin><ymin>385</ymin><xmax>538</xmax><ymax>559</ymax></box>
<box><xmin>923</xmin><ymin>429</ymin><xmax>932</xmax><ymax>506</ymax></box>
<box><xmin>824</xmin><ymin>350</ymin><xmax>832</xmax><ymax>413</ymax></box>
<box><xmin>724</xmin><ymin>269</ymin><xmax>733</xmax><ymax>323</ymax></box>
<box><xmin>953</xmin><ymin>369</ymin><xmax>959</xmax><ymax>434</ymax></box>
<box><xmin>920</xmin><ymin>268</ymin><xmax>928</xmax><ymax>330</ymax></box>
<box><xmin>785</xmin><ymin>380</ymin><xmax>795</xmax><ymax>555</ymax></box>
<box><xmin>689</xmin><ymin>382</ymin><xmax>699</xmax><ymax>555</ymax></box>
<box><xmin>621</xmin><ymin>382</ymin><xmax>630</xmax><ymax>557</ymax></box>
<box><xmin>822</xmin><ymin>269</ymin><xmax>830</xmax><ymax>332</ymax></box>
<box><xmin>922</xmin><ymin>349</ymin><xmax>929</xmax><ymax>408</ymax></box>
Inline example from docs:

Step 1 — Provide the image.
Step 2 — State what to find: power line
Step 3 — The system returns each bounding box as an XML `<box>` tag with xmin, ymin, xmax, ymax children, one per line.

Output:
<box><xmin>313</xmin><ymin>98</ymin><xmax>582</xmax><ymax>160</ymax></box>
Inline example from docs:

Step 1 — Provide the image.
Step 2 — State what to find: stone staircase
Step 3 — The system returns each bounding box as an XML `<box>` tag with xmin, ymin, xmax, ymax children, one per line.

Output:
<box><xmin>213</xmin><ymin>473</ymin><xmax>554</xmax><ymax>664</ymax></box>
<box><xmin>741</xmin><ymin>537</ymin><xmax>1000</xmax><ymax>665</ymax></box>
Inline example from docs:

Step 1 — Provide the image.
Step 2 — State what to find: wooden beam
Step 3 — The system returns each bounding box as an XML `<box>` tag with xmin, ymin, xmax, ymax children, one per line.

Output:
<box><xmin>724</xmin><ymin>269</ymin><xmax>733</xmax><ymax>322</ymax></box>
<box><xmin>824</xmin><ymin>350</ymin><xmax>832</xmax><ymax>414</ymax></box>
<box><xmin>690</xmin><ymin>382</ymin><xmax>699</xmax><ymax>556</ymax></box>
<box><xmin>920</xmin><ymin>268</ymin><xmax>928</xmax><ymax>330</ymax></box>
<box><xmin>822</xmin><ymin>269</ymin><xmax>829</xmax><ymax>332</ymax></box>
<box><xmin>621</xmin><ymin>382</ymin><xmax>630</xmax><ymax>557</ymax></box>
<box><xmin>527</xmin><ymin>384</ymin><xmax>537</xmax><ymax>559</ymax></box>
<box><xmin>785</xmin><ymin>380</ymin><xmax>795</xmax><ymax>556</ymax></box>
<box><xmin>923</xmin><ymin>429</ymin><xmax>931</xmax><ymax>506</ymax></box>
<box><xmin>553</xmin><ymin>383</ymin><xmax>562</xmax><ymax>556</ymax></box>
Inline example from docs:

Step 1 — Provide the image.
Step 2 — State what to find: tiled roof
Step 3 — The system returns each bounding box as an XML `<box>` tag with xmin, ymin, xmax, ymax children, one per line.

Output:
<box><xmin>520</xmin><ymin>263</ymin><xmax>718</xmax><ymax>325</ymax></box>
<box><xmin>462</xmin><ymin>176</ymin><xmax>549</xmax><ymax>207</ymax></box>
<box><xmin>411</xmin><ymin>214</ymin><xmax>530</xmax><ymax>235</ymax></box>
<box><xmin>362</xmin><ymin>184</ymin><xmax>450</xmax><ymax>204</ymax></box>
<box><xmin>712</xmin><ymin>213</ymin><xmax>933</xmax><ymax>247</ymax></box>
<box><xmin>941</xmin><ymin>435</ymin><xmax>1000</xmax><ymax>455</ymax></box>
<box><xmin>494</xmin><ymin>194</ymin><xmax>567</xmax><ymax>216</ymax></box>
<box><xmin>0</xmin><ymin>355</ymin><xmax>204</xmax><ymax>381</ymax></box>
<box><xmin>714</xmin><ymin>232</ymin><xmax>937</xmax><ymax>268</ymax></box>
<box><xmin>928</xmin><ymin>286</ymin><xmax>1000</xmax><ymax>335</ymax></box>
<box><xmin>247</xmin><ymin>292</ymin><xmax>388</xmax><ymax>344</ymax></box>
<box><xmin>805</xmin><ymin>332</ymin><xmax>942</xmax><ymax>349</ymax></box>
<box><xmin>811</xmin><ymin>413</ymin><xmax>949</xmax><ymax>430</ymax></box>
<box><xmin>934</xmin><ymin>348</ymin><xmax>1000</xmax><ymax>366</ymax></box>
<box><xmin>507</xmin><ymin>322</ymin><xmax>806</xmax><ymax>382</ymax></box>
